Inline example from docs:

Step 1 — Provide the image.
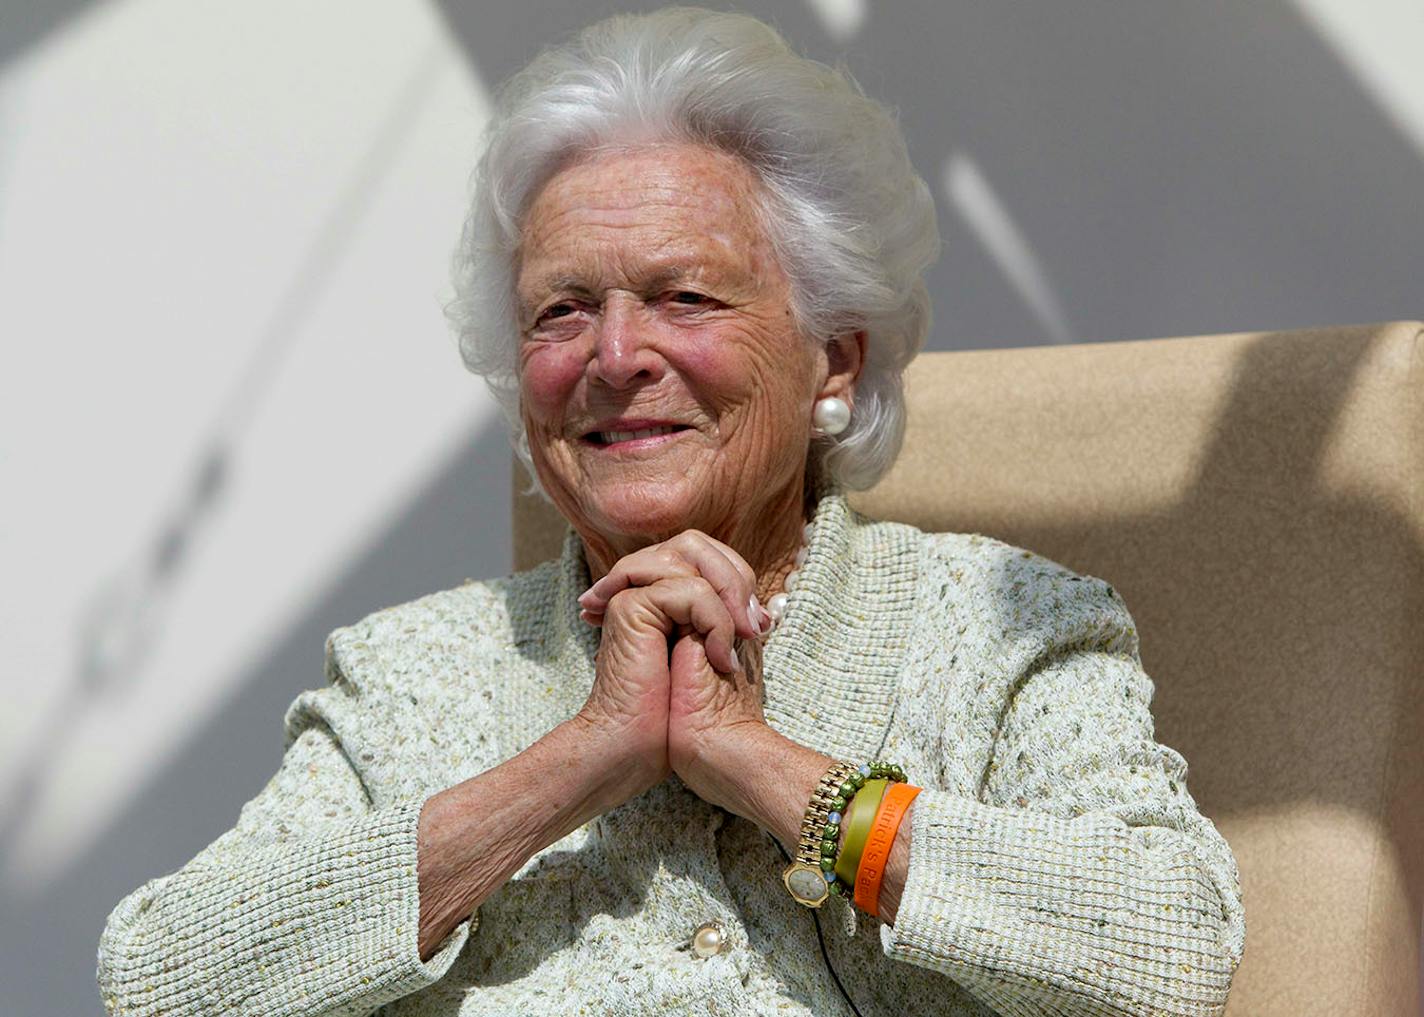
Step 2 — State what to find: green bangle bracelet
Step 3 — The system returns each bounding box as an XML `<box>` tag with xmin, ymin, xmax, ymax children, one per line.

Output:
<box><xmin>834</xmin><ymin>778</ymin><xmax>889</xmax><ymax>885</ymax></box>
<box><xmin>818</xmin><ymin>760</ymin><xmax>908</xmax><ymax>898</ymax></box>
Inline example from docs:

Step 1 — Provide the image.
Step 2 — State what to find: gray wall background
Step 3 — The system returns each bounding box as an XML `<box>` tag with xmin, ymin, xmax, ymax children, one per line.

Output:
<box><xmin>1</xmin><ymin>1</ymin><xmax>1420</xmax><ymax>1012</ymax></box>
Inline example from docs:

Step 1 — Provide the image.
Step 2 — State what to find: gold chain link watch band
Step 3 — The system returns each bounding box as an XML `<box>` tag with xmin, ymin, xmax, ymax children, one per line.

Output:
<box><xmin>781</xmin><ymin>760</ymin><xmax>859</xmax><ymax>907</ymax></box>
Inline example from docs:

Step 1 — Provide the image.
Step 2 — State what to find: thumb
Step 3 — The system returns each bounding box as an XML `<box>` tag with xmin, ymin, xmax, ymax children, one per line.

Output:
<box><xmin>671</xmin><ymin>629</ymin><xmax>720</xmax><ymax>677</ymax></box>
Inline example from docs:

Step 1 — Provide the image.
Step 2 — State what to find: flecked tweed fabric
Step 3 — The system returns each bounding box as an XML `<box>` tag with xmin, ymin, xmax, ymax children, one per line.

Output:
<box><xmin>97</xmin><ymin>486</ymin><xmax>1245</xmax><ymax>1016</ymax></box>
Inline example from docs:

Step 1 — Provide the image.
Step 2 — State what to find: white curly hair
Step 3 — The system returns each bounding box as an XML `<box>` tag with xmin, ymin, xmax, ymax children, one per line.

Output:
<box><xmin>445</xmin><ymin>6</ymin><xmax>940</xmax><ymax>495</ymax></box>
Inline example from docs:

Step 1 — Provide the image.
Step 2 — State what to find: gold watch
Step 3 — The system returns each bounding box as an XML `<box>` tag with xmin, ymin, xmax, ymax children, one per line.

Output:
<box><xmin>781</xmin><ymin>760</ymin><xmax>858</xmax><ymax>907</ymax></box>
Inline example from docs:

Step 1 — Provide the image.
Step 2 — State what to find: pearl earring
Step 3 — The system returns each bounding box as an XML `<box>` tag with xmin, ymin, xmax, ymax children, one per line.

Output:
<box><xmin>812</xmin><ymin>396</ymin><xmax>851</xmax><ymax>436</ymax></box>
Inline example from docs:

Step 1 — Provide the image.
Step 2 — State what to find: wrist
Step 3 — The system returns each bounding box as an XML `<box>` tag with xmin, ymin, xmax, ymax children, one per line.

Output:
<box><xmin>560</xmin><ymin>712</ymin><xmax>667</xmax><ymax>811</ymax></box>
<box><xmin>711</xmin><ymin>725</ymin><xmax>841</xmax><ymax>857</ymax></box>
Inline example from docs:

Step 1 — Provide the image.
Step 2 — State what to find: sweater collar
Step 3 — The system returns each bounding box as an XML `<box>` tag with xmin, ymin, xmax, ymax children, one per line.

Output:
<box><xmin>544</xmin><ymin>481</ymin><xmax>919</xmax><ymax>762</ymax></box>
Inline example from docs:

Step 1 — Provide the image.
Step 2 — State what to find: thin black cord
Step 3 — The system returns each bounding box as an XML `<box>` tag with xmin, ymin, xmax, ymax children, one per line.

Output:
<box><xmin>772</xmin><ymin>838</ymin><xmax>866</xmax><ymax>1017</ymax></box>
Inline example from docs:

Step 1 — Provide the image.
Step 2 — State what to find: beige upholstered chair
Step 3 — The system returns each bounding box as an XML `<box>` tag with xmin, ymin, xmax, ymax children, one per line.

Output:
<box><xmin>513</xmin><ymin>320</ymin><xmax>1424</xmax><ymax>1017</ymax></box>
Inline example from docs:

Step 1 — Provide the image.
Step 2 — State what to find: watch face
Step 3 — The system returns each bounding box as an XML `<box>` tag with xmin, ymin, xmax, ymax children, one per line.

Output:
<box><xmin>784</xmin><ymin>863</ymin><xmax>830</xmax><ymax>906</ymax></box>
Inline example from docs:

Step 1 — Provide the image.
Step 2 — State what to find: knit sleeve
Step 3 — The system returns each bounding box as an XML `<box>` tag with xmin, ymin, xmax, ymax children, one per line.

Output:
<box><xmin>95</xmin><ymin>685</ymin><xmax>476</xmax><ymax>1016</ymax></box>
<box><xmin>880</xmin><ymin>566</ymin><xmax>1246</xmax><ymax>1017</ymax></box>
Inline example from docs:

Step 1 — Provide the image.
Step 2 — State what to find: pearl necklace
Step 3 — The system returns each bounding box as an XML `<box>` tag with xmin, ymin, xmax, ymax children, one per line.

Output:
<box><xmin>764</xmin><ymin>521</ymin><xmax>815</xmax><ymax>626</ymax></box>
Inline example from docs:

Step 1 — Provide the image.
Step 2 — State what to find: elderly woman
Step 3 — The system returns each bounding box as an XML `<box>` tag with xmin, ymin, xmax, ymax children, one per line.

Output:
<box><xmin>97</xmin><ymin>8</ymin><xmax>1244</xmax><ymax>1016</ymax></box>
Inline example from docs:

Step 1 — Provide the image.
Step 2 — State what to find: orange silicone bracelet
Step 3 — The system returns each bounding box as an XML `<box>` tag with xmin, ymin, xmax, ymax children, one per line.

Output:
<box><xmin>853</xmin><ymin>782</ymin><xmax>921</xmax><ymax>918</ymax></box>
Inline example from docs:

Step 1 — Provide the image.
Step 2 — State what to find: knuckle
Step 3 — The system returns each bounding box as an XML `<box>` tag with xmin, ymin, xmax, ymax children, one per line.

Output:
<box><xmin>674</xmin><ymin>529</ymin><xmax>707</xmax><ymax>550</ymax></box>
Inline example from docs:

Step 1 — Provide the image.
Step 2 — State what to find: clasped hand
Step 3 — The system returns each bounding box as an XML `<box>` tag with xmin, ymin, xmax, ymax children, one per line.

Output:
<box><xmin>574</xmin><ymin>529</ymin><xmax>775</xmax><ymax>812</ymax></box>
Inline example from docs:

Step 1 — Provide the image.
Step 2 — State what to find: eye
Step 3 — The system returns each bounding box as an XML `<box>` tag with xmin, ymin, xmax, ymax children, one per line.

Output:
<box><xmin>538</xmin><ymin>301</ymin><xmax>577</xmax><ymax>321</ymax></box>
<box><xmin>668</xmin><ymin>290</ymin><xmax>714</xmax><ymax>307</ymax></box>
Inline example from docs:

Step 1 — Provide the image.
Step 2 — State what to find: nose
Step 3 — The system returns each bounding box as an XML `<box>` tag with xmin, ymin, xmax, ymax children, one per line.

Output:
<box><xmin>587</xmin><ymin>294</ymin><xmax>664</xmax><ymax>389</ymax></box>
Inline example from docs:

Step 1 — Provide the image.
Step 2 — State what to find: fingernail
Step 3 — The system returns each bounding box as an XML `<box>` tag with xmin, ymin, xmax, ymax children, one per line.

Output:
<box><xmin>749</xmin><ymin>594</ymin><xmax>773</xmax><ymax>637</ymax></box>
<box><xmin>577</xmin><ymin>589</ymin><xmax>595</xmax><ymax>605</ymax></box>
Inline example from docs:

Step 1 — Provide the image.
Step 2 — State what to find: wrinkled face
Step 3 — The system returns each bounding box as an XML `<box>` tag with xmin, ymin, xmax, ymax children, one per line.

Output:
<box><xmin>515</xmin><ymin>144</ymin><xmax>823</xmax><ymax>547</ymax></box>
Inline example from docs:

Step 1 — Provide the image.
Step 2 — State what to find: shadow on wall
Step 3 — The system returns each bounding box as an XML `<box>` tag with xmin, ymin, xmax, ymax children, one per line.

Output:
<box><xmin>432</xmin><ymin>0</ymin><xmax>1424</xmax><ymax>350</ymax></box>
<box><xmin>0</xmin><ymin>417</ymin><xmax>512</xmax><ymax>1016</ymax></box>
<box><xmin>0</xmin><ymin>0</ymin><xmax>96</xmax><ymax>71</ymax></box>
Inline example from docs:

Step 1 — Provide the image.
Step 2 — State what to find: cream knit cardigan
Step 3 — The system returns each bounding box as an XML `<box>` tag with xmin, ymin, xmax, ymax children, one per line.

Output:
<box><xmin>97</xmin><ymin>488</ymin><xmax>1245</xmax><ymax>1016</ymax></box>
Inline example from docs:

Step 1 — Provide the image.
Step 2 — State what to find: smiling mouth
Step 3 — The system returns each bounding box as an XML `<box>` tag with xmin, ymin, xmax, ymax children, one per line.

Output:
<box><xmin>584</xmin><ymin>424</ymin><xmax>693</xmax><ymax>446</ymax></box>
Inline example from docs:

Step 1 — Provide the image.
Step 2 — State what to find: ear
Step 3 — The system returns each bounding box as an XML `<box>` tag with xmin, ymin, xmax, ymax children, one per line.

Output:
<box><xmin>817</xmin><ymin>331</ymin><xmax>867</xmax><ymax>409</ymax></box>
